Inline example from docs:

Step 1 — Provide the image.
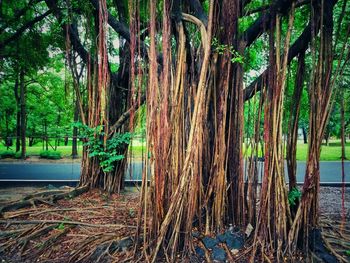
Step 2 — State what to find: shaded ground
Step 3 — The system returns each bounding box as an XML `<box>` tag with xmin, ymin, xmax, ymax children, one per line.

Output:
<box><xmin>0</xmin><ymin>186</ymin><xmax>349</xmax><ymax>262</ymax></box>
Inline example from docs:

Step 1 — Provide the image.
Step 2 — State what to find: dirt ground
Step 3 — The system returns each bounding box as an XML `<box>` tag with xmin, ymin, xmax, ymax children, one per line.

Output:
<box><xmin>0</xmin><ymin>186</ymin><xmax>349</xmax><ymax>262</ymax></box>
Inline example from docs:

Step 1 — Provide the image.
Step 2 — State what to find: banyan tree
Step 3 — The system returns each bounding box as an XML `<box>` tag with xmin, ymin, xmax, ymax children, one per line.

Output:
<box><xmin>131</xmin><ymin>0</ymin><xmax>349</xmax><ymax>261</ymax></box>
<box><xmin>1</xmin><ymin>0</ymin><xmax>349</xmax><ymax>261</ymax></box>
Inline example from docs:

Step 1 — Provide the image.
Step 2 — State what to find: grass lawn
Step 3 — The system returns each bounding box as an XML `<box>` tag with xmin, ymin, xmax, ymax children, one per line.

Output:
<box><xmin>1</xmin><ymin>139</ymin><xmax>349</xmax><ymax>161</ymax></box>
<box><xmin>130</xmin><ymin>140</ymin><xmax>350</xmax><ymax>161</ymax></box>
<box><xmin>295</xmin><ymin>140</ymin><xmax>350</xmax><ymax>161</ymax></box>
<box><xmin>0</xmin><ymin>139</ymin><xmax>84</xmax><ymax>158</ymax></box>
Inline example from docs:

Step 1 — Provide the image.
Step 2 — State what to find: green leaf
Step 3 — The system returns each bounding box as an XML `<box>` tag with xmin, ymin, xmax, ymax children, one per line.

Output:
<box><xmin>56</xmin><ymin>222</ymin><xmax>65</xmax><ymax>230</ymax></box>
<box><xmin>288</xmin><ymin>187</ymin><xmax>302</xmax><ymax>206</ymax></box>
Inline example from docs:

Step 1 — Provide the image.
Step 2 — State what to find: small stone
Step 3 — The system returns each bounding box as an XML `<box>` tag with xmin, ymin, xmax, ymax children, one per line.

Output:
<box><xmin>226</xmin><ymin>234</ymin><xmax>244</xmax><ymax>250</ymax></box>
<box><xmin>117</xmin><ymin>237</ymin><xmax>133</xmax><ymax>250</ymax></box>
<box><xmin>245</xmin><ymin>223</ymin><xmax>253</xmax><ymax>237</ymax></box>
<box><xmin>211</xmin><ymin>246</ymin><xmax>226</xmax><ymax>261</ymax></box>
<box><xmin>47</xmin><ymin>184</ymin><xmax>56</xmax><ymax>190</ymax></box>
<box><xmin>192</xmin><ymin>231</ymin><xmax>200</xmax><ymax>238</ymax></box>
<box><xmin>217</xmin><ymin>233</ymin><xmax>226</xmax><ymax>243</ymax></box>
<box><xmin>202</xmin><ymin>236</ymin><xmax>219</xmax><ymax>249</ymax></box>
<box><xmin>228</xmin><ymin>224</ymin><xmax>234</xmax><ymax>232</ymax></box>
<box><xmin>231</xmin><ymin>249</ymin><xmax>239</xmax><ymax>255</ymax></box>
<box><xmin>195</xmin><ymin>246</ymin><xmax>205</xmax><ymax>258</ymax></box>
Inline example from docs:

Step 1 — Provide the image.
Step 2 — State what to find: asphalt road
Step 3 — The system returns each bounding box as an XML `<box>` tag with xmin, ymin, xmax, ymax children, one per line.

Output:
<box><xmin>0</xmin><ymin>161</ymin><xmax>349</xmax><ymax>183</ymax></box>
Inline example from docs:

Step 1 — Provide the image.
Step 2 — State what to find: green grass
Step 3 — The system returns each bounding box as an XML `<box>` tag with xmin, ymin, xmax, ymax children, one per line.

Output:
<box><xmin>1</xmin><ymin>139</ymin><xmax>349</xmax><ymax>161</ymax></box>
<box><xmin>0</xmin><ymin>139</ymin><xmax>84</xmax><ymax>158</ymax></box>
<box><xmin>242</xmin><ymin>140</ymin><xmax>350</xmax><ymax>161</ymax></box>
<box><xmin>295</xmin><ymin>141</ymin><xmax>350</xmax><ymax>161</ymax></box>
<box><xmin>39</xmin><ymin>150</ymin><xmax>62</xmax><ymax>160</ymax></box>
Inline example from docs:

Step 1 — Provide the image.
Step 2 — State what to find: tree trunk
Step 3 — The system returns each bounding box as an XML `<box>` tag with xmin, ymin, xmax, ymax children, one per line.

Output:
<box><xmin>78</xmin><ymin>0</ymin><xmax>128</xmax><ymax>193</ymax></box>
<box><xmin>44</xmin><ymin>119</ymin><xmax>48</xmax><ymax>151</ymax></box>
<box><xmin>14</xmin><ymin>76</ymin><xmax>20</xmax><ymax>152</ymax></box>
<box><xmin>325</xmin><ymin>130</ymin><xmax>330</xmax><ymax>146</ymax></box>
<box><xmin>253</xmin><ymin>5</ymin><xmax>294</xmax><ymax>259</ymax></box>
<box><xmin>288</xmin><ymin>0</ymin><xmax>337</xmax><ymax>253</ymax></box>
<box><xmin>217</xmin><ymin>0</ymin><xmax>246</xmax><ymax>227</ymax></box>
<box><xmin>341</xmin><ymin>91</ymin><xmax>346</xmax><ymax>223</ymax></box>
<box><xmin>20</xmin><ymin>70</ymin><xmax>26</xmax><ymax>159</ymax></box>
<box><xmin>302</xmin><ymin>126</ymin><xmax>307</xmax><ymax>144</ymax></box>
<box><xmin>72</xmin><ymin>98</ymin><xmax>79</xmax><ymax>158</ymax></box>
<box><xmin>5</xmin><ymin>110</ymin><xmax>11</xmax><ymax>149</ymax></box>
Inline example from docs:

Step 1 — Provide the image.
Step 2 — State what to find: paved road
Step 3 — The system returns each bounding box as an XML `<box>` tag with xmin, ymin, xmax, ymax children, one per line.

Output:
<box><xmin>0</xmin><ymin>161</ymin><xmax>349</xmax><ymax>183</ymax></box>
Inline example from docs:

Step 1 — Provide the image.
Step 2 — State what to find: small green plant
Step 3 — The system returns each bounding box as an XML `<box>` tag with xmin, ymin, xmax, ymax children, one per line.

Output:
<box><xmin>73</xmin><ymin>122</ymin><xmax>132</xmax><ymax>173</ymax></box>
<box><xmin>212</xmin><ymin>37</ymin><xmax>244</xmax><ymax>64</ymax></box>
<box><xmin>345</xmin><ymin>250</ymin><xmax>350</xmax><ymax>256</ymax></box>
<box><xmin>288</xmin><ymin>187</ymin><xmax>302</xmax><ymax>206</ymax></box>
<box><xmin>40</xmin><ymin>150</ymin><xmax>62</xmax><ymax>159</ymax></box>
<box><xmin>56</xmin><ymin>222</ymin><xmax>65</xmax><ymax>230</ymax></box>
<box><xmin>35</xmin><ymin>242</ymin><xmax>44</xmax><ymax>248</ymax></box>
<box><xmin>129</xmin><ymin>208</ymin><xmax>135</xmax><ymax>217</ymax></box>
<box><xmin>14</xmin><ymin>152</ymin><xmax>22</xmax><ymax>159</ymax></box>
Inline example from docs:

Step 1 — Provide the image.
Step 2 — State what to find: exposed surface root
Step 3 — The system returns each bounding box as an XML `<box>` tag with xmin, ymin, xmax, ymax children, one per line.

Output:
<box><xmin>0</xmin><ymin>186</ymin><xmax>89</xmax><ymax>215</ymax></box>
<box><xmin>0</xmin><ymin>188</ymin><xmax>139</xmax><ymax>262</ymax></box>
<box><xmin>319</xmin><ymin>217</ymin><xmax>350</xmax><ymax>262</ymax></box>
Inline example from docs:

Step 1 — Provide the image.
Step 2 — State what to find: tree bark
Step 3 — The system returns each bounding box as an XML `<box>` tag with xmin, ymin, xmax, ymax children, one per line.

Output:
<box><xmin>288</xmin><ymin>0</ymin><xmax>338</xmax><ymax>253</ymax></box>
<box><xmin>14</xmin><ymin>76</ymin><xmax>21</xmax><ymax>152</ymax></box>
<box><xmin>302</xmin><ymin>126</ymin><xmax>307</xmax><ymax>144</ymax></box>
<box><xmin>72</xmin><ymin>98</ymin><xmax>79</xmax><ymax>158</ymax></box>
<box><xmin>19</xmin><ymin>70</ymin><xmax>26</xmax><ymax>159</ymax></box>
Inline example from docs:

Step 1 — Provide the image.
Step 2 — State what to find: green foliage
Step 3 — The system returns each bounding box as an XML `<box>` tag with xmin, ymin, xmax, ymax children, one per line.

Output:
<box><xmin>288</xmin><ymin>187</ymin><xmax>302</xmax><ymax>206</ymax></box>
<box><xmin>345</xmin><ymin>250</ymin><xmax>350</xmax><ymax>256</ymax></box>
<box><xmin>14</xmin><ymin>152</ymin><xmax>22</xmax><ymax>159</ymax></box>
<box><xmin>0</xmin><ymin>151</ymin><xmax>22</xmax><ymax>159</ymax></box>
<box><xmin>212</xmin><ymin>38</ymin><xmax>244</xmax><ymax>64</ymax></box>
<box><xmin>56</xmin><ymin>222</ymin><xmax>65</xmax><ymax>230</ymax></box>
<box><xmin>110</xmin><ymin>63</ymin><xmax>119</xmax><ymax>73</ymax></box>
<box><xmin>0</xmin><ymin>151</ymin><xmax>15</xmax><ymax>159</ymax></box>
<box><xmin>74</xmin><ymin>123</ymin><xmax>132</xmax><ymax>173</ymax></box>
<box><xmin>129</xmin><ymin>208</ymin><xmax>135</xmax><ymax>217</ymax></box>
<box><xmin>39</xmin><ymin>150</ymin><xmax>62</xmax><ymax>160</ymax></box>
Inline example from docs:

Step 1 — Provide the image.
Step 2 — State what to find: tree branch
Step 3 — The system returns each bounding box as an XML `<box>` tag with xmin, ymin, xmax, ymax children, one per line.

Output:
<box><xmin>243</xmin><ymin>0</ymin><xmax>309</xmax><ymax>16</ymax></box>
<box><xmin>0</xmin><ymin>9</ymin><xmax>53</xmax><ymax>50</ymax></box>
<box><xmin>244</xmin><ymin>21</ymin><xmax>313</xmax><ymax>101</ymax></box>
<box><xmin>109</xmin><ymin>94</ymin><xmax>146</xmax><ymax>135</ymax></box>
